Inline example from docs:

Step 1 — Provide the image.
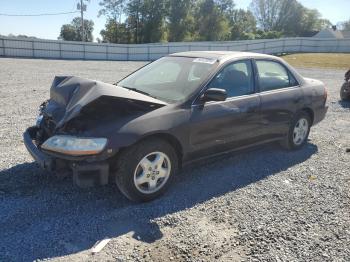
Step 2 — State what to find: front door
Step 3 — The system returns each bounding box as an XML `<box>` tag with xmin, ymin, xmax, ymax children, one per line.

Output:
<box><xmin>189</xmin><ymin>59</ymin><xmax>262</xmax><ymax>157</ymax></box>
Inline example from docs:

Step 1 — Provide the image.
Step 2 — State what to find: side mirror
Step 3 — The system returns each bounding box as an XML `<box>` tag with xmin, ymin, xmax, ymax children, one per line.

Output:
<box><xmin>201</xmin><ymin>88</ymin><xmax>227</xmax><ymax>102</ymax></box>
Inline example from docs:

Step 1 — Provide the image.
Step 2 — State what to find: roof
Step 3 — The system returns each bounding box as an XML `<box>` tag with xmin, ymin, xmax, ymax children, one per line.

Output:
<box><xmin>313</xmin><ymin>28</ymin><xmax>344</xmax><ymax>39</ymax></box>
<box><xmin>169</xmin><ymin>51</ymin><xmax>274</xmax><ymax>61</ymax></box>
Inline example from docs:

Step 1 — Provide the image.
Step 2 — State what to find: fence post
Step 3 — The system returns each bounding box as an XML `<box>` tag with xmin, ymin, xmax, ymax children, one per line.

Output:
<box><xmin>59</xmin><ymin>42</ymin><xmax>62</xmax><ymax>59</ymax></box>
<box><xmin>263</xmin><ymin>41</ymin><xmax>266</xmax><ymax>54</ymax></box>
<box><xmin>127</xmin><ymin>46</ymin><xmax>130</xmax><ymax>61</ymax></box>
<box><xmin>83</xmin><ymin>43</ymin><xmax>86</xmax><ymax>60</ymax></box>
<box><xmin>32</xmin><ymin>40</ymin><xmax>35</xmax><ymax>58</ymax></box>
<box><xmin>106</xmin><ymin>45</ymin><xmax>108</xmax><ymax>60</ymax></box>
<box><xmin>336</xmin><ymin>39</ymin><xmax>340</xmax><ymax>53</ymax></box>
<box><xmin>1</xmin><ymin>38</ymin><xmax>5</xmax><ymax>56</ymax></box>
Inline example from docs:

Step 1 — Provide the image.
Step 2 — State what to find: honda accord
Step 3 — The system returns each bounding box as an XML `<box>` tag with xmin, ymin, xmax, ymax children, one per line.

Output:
<box><xmin>24</xmin><ymin>51</ymin><xmax>328</xmax><ymax>202</ymax></box>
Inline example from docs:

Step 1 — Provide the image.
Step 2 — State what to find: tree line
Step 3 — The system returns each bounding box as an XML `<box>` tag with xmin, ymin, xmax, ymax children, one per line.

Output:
<box><xmin>59</xmin><ymin>0</ymin><xmax>349</xmax><ymax>43</ymax></box>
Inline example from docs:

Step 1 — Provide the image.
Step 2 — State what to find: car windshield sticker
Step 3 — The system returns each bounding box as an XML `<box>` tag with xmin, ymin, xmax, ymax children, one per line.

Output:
<box><xmin>193</xmin><ymin>58</ymin><xmax>217</xmax><ymax>64</ymax></box>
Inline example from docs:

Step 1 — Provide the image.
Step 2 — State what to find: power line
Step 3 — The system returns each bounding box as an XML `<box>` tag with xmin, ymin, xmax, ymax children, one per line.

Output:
<box><xmin>0</xmin><ymin>11</ymin><xmax>79</xmax><ymax>17</ymax></box>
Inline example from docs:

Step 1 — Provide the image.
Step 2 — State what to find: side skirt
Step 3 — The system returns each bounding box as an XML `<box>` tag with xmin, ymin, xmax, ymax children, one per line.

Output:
<box><xmin>182</xmin><ymin>137</ymin><xmax>283</xmax><ymax>167</ymax></box>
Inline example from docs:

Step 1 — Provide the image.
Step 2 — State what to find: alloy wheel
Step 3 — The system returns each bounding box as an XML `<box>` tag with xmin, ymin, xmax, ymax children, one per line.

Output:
<box><xmin>293</xmin><ymin>118</ymin><xmax>309</xmax><ymax>145</ymax></box>
<box><xmin>133</xmin><ymin>151</ymin><xmax>171</xmax><ymax>194</ymax></box>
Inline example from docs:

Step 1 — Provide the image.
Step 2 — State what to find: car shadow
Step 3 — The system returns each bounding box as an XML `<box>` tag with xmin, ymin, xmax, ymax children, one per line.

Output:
<box><xmin>0</xmin><ymin>142</ymin><xmax>318</xmax><ymax>261</ymax></box>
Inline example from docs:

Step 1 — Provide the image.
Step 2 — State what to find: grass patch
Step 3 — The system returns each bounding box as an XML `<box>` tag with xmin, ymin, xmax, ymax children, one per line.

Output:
<box><xmin>280</xmin><ymin>53</ymin><xmax>350</xmax><ymax>69</ymax></box>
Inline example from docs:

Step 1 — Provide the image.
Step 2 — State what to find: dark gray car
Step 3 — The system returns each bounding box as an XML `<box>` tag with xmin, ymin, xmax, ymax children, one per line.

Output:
<box><xmin>24</xmin><ymin>51</ymin><xmax>328</xmax><ymax>202</ymax></box>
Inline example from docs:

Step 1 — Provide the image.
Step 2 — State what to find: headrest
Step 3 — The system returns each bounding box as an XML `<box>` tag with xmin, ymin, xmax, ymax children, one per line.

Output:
<box><xmin>223</xmin><ymin>69</ymin><xmax>248</xmax><ymax>83</ymax></box>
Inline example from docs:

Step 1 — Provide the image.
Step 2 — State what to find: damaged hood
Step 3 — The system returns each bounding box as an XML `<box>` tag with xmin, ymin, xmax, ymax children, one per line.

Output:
<box><xmin>44</xmin><ymin>76</ymin><xmax>167</xmax><ymax>128</ymax></box>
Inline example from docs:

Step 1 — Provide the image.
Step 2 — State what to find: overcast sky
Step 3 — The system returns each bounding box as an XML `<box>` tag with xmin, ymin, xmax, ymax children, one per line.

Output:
<box><xmin>0</xmin><ymin>0</ymin><xmax>349</xmax><ymax>41</ymax></box>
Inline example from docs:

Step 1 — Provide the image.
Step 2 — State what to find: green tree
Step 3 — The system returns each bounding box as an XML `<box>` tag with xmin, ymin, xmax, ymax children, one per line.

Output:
<box><xmin>195</xmin><ymin>0</ymin><xmax>231</xmax><ymax>41</ymax></box>
<box><xmin>59</xmin><ymin>17</ymin><xmax>94</xmax><ymax>41</ymax></box>
<box><xmin>100</xmin><ymin>19</ymin><xmax>131</xmax><ymax>43</ymax></box>
<box><xmin>249</xmin><ymin>0</ymin><xmax>331</xmax><ymax>37</ymax></box>
<box><xmin>141</xmin><ymin>0</ymin><xmax>169</xmax><ymax>43</ymax></box>
<box><xmin>230</xmin><ymin>9</ymin><xmax>257</xmax><ymax>40</ymax></box>
<box><xmin>298</xmin><ymin>8</ymin><xmax>332</xmax><ymax>36</ymax></box>
<box><xmin>98</xmin><ymin>0</ymin><xmax>128</xmax><ymax>43</ymax></box>
<box><xmin>99</xmin><ymin>0</ymin><xmax>127</xmax><ymax>21</ymax></box>
<box><xmin>216</xmin><ymin>0</ymin><xmax>236</xmax><ymax>16</ymax></box>
<box><xmin>249</xmin><ymin>0</ymin><xmax>302</xmax><ymax>33</ymax></box>
<box><xmin>126</xmin><ymin>0</ymin><xmax>143</xmax><ymax>43</ymax></box>
<box><xmin>168</xmin><ymin>0</ymin><xmax>196</xmax><ymax>42</ymax></box>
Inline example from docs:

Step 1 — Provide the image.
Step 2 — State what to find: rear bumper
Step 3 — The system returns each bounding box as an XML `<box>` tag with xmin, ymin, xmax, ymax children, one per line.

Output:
<box><xmin>23</xmin><ymin>127</ymin><xmax>110</xmax><ymax>186</ymax></box>
<box><xmin>313</xmin><ymin>105</ymin><xmax>328</xmax><ymax>126</ymax></box>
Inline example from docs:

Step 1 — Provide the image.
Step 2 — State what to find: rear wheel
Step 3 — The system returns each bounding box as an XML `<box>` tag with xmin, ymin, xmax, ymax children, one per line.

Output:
<box><xmin>281</xmin><ymin>112</ymin><xmax>311</xmax><ymax>150</ymax></box>
<box><xmin>114</xmin><ymin>138</ymin><xmax>178</xmax><ymax>202</ymax></box>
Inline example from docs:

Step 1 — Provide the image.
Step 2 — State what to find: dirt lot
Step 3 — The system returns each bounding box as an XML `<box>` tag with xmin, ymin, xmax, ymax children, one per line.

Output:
<box><xmin>0</xmin><ymin>58</ymin><xmax>349</xmax><ymax>262</ymax></box>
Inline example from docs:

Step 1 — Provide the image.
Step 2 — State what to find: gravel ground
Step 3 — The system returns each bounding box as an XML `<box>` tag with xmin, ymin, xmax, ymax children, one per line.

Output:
<box><xmin>0</xmin><ymin>58</ymin><xmax>349</xmax><ymax>262</ymax></box>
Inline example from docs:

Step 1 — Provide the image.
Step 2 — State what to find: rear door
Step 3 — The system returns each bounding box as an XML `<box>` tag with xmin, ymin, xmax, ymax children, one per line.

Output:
<box><xmin>189</xmin><ymin>59</ymin><xmax>262</xmax><ymax>156</ymax></box>
<box><xmin>254</xmin><ymin>59</ymin><xmax>303</xmax><ymax>138</ymax></box>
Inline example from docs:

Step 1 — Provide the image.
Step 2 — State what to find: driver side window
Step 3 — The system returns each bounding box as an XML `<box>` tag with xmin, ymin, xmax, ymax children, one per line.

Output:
<box><xmin>208</xmin><ymin>60</ymin><xmax>255</xmax><ymax>97</ymax></box>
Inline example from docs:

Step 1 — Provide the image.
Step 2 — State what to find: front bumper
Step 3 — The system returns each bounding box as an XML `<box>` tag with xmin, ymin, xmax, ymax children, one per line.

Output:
<box><xmin>23</xmin><ymin>126</ymin><xmax>54</xmax><ymax>171</ymax></box>
<box><xmin>23</xmin><ymin>127</ymin><xmax>110</xmax><ymax>187</ymax></box>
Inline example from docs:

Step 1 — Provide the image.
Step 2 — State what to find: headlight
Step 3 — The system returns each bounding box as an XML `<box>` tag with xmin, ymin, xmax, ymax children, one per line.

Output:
<box><xmin>41</xmin><ymin>135</ymin><xmax>107</xmax><ymax>156</ymax></box>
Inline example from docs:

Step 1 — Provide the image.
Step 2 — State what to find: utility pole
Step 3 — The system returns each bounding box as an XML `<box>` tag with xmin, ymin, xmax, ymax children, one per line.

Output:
<box><xmin>77</xmin><ymin>0</ymin><xmax>87</xmax><ymax>41</ymax></box>
<box><xmin>81</xmin><ymin>0</ymin><xmax>84</xmax><ymax>41</ymax></box>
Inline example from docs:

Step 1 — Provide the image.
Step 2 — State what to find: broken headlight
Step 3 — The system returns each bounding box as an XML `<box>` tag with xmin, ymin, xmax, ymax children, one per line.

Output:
<box><xmin>41</xmin><ymin>135</ymin><xmax>107</xmax><ymax>156</ymax></box>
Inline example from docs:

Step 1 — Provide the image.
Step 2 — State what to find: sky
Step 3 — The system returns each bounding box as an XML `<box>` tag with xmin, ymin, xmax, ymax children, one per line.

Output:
<box><xmin>0</xmin><ymin>0</ymin><xmax>349</xmax><ymax>41</ymax></box>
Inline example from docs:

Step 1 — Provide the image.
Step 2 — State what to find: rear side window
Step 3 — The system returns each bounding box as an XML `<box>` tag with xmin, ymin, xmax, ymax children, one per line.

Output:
<box><xmin>256</xmin><ymin>60</ymin><xmax>298</xmax><ymax>92</ymax></box>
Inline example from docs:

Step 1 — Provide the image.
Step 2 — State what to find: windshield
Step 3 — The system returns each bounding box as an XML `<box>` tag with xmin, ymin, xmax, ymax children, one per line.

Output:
<box><xmin>118</xmin><ymin>56</ymin><xmax>218</xmax><ymax>103</ymax></box>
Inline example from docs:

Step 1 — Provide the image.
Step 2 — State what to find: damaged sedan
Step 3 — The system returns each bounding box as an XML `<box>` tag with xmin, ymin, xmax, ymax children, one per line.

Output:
<box><xmin>24</xmin><ymin>51</ymin><xmax>328</xmax><ymax>202</ymax></box>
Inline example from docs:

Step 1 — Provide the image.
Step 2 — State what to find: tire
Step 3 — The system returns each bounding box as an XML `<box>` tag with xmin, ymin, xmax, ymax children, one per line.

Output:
<box><xmin>340</xmin><ymin>82</ymin><xmax>350</xmax><ymax>101</ymax></box>
<box><xmin>280</xmin><ymin>112</ymin><xmax>311</xmax><ymax>150</ymax></box>
<box><xmin>114</xmin><ymin>138</ymin><xmax>178</xmax><ymax>202</ymax></box>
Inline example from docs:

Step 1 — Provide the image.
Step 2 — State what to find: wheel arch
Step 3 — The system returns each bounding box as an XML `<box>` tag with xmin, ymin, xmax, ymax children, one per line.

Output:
<box><xmin>301</xmin><ymin>107</ymin><xmax>314</xmax><ymax>125</ymax></box>
<box><xmin>136</xmin><ymin>132</ymin><xmax>184</xmax><ymax>167</ymax></box>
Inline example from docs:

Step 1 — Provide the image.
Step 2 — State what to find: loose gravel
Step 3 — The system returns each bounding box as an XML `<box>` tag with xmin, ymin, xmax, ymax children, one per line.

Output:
<box><xmin>0</xmin><ymin>58</ymin><xmax>349</xmax><ymax>262</ymax></box>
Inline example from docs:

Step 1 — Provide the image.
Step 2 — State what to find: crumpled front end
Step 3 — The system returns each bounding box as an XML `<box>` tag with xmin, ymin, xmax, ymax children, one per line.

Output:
<box><xmin>24</xmin><ymin>76</ymin><xmax>166</xmax><ymax>187</ymax></box>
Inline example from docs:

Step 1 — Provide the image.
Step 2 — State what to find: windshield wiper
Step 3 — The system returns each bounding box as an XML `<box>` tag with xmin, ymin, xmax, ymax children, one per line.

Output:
<box><xmin>125</xmin><ymin>87</ymin><xmax>151</xmax><ymax>96</ymax></box>
<box><xmin>118</xmin><ymin>85</ymin><xmax>160</xmax><ymax>100</ymax></box>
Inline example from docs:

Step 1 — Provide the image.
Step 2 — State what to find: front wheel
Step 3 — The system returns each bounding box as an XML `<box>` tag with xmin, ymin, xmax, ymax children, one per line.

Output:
<box><xmin>114</xmin><ymin>138</ymin><xmax>178</xmax><ymax>202</ymax></box>
<box><xmin>280</xmin><ymin>112</ymin><xmax>311</xmax><ymax>150</ymax></box>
